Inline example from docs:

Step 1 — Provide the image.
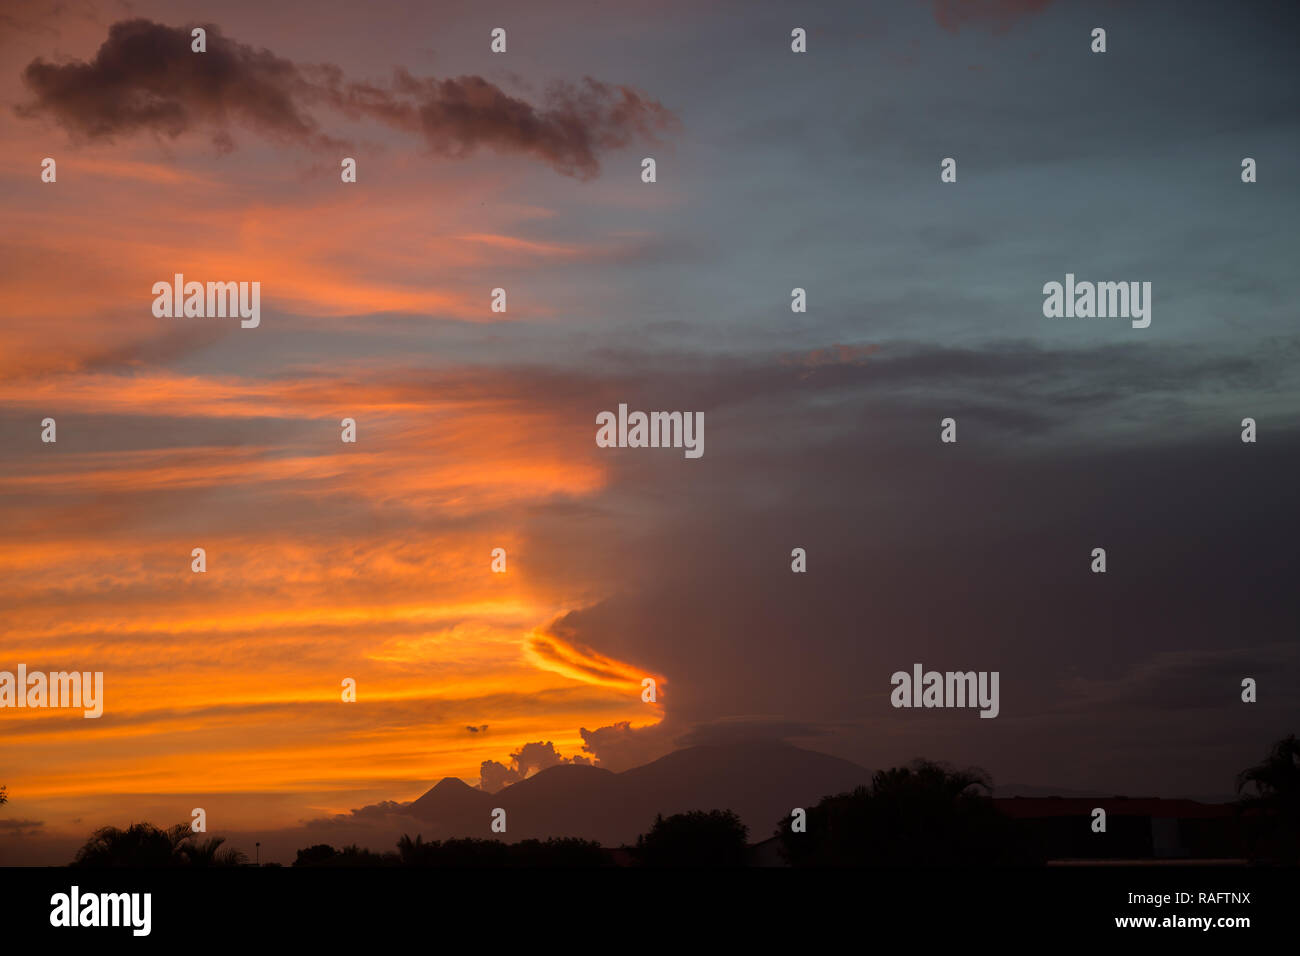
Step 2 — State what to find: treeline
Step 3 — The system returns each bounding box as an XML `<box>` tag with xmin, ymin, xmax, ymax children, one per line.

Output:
<box><xmin>293</xmin><ymin>809</ymin><xmax>755</xmax><ymax>866</ymax></box>
<box><xmin>295</xmin><ymin>835</ymin><xmax>611</xmax><ymax>867</ymax></box>
<box><xmin>55</xmin><ymin>734</ymin><xmax>1298</xmax><ymax>866</ymax></box>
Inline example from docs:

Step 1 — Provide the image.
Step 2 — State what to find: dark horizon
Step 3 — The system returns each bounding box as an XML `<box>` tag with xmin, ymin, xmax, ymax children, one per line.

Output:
<box><xmin>19</xmin><ymin>734</ymin><xmax>1297</xmax><ymax>868</ymax></box>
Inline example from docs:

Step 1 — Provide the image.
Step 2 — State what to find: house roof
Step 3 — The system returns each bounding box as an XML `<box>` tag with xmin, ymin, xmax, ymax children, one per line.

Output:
<box><xmin>994</xmin><ymin>797</ymin><xmax>1235</xmax><ymax>819</ymax></box>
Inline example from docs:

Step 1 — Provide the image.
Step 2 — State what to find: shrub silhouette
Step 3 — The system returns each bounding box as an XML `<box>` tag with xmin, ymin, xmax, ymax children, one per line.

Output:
<box><xmin>635</xmin><ymin>810</ymin><xmax>749</xmax><ymax>866</ymax></box>
<box><xmin>508</xmin><ymin>837</ymin><xmax>609</xmax><ymax>867</ymax></box>
<box><xmin>293</xmin><ymin>844</ymin><xmax>341</xmax><ymax>867</ymax></box>
<box><xmin>777</xmin><ymin>760</ymin><xmax>1041</xmax><ymax>866</ymax></box>
<box><xmin>395</xmin><ymin>836</ymin><xmax>508</xmax><ymax>867</ymax></box>
<box><xmin>294</xmin><ymin>836</ymin><xmax>610</xmax><ymax>866</ymax></box>
<box><xmin>292</xmin><ymin>843</ymin><xmax>396</xmax><ymax>866</ymax></box>
<box><xmin>392</xmin><ymin>834</ymin><xmax>607</xmax><ymax>866</ymax></box>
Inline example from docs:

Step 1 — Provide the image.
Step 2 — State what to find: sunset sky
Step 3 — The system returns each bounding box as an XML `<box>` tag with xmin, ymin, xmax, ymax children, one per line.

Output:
<box><xmin>1</xmin><ymin>0</ymin><xmax>1297</xmax><ymax>864</ymax></box>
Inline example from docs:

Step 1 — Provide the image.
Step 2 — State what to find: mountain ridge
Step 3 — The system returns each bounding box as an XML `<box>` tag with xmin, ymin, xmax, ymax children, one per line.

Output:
<box><xmin>402</xmin><ymin>741</ymin><xmax>874</xmax><ymax>845</ymax></box>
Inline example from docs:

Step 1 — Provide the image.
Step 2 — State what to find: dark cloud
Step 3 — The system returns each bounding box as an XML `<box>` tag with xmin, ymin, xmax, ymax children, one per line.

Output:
<box><xmin>578</xmin><ymin>720</ymin><xmax>676</xmax><ymax>772</ymax></box>
<box><xmin>18</xmin><ymin>19</ymin><xmax>331</xmax><ymax>149</ymax></box>
<box><xmin>502</xmin><ymin>336</ymin><xmax>1300</xmax><ymax>797</ymax></box>
<box><xmin>0</xmin><ymin>818</ymin><xmax>46</xmax><ymax>836</ymax></box>
<box><xmin>17</xmin><ymin>19</ymin><xmax>677</xmax><ymax>177</ymax></box>
<box><xmin>311</xmin><ymin>800</ymin><xmax>414</xmax><ymax>826</ymax></box>
<box><xmin>1056</xmin><ymin>644</ymin><xmax>1300</xmax><ymax>715</ymax></box>
<box><xmin>413</xmin><ymin>75</ymin><xmax>676</xmax><ymax>180</ymax></box>
<box><xmin>314</xmin><ymin>67</ymin><xmax>679</xmax><ymax>179</ymax></box>
<box><xmin>572</xmin><ymin>715</ymin><xmax>840</xmax><ymax>772</ymax></box>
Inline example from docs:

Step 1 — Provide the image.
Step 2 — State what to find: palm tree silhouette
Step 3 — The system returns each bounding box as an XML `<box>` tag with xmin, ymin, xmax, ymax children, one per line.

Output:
<box><xmin>396</xmin><ymin>833</ymin><xmax>428</xmax><ymax>864</ymax></box>
<box><xmin>1236</xmin><ymin>733</ymin><xmax>1300</xmax><ymax>863</ymax></box>
<box><xmin>1238</xmin><ymin>734</ymin><xmax>1300</xmax><ymax>804</ymax></box>
<box><xmin>73</xmin><ymin>822</ymin><xmax>246</xmax><ymax>866</ymax></box>
<box><xmin>178</xmin><ymin>835</ymin><xmax>247</xmax><ymax>866</ymax></box>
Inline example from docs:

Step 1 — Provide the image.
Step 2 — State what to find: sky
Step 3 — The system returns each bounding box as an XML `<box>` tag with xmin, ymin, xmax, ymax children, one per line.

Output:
<box><xmin>0</xmin><ymin>0</ymin><xmax>1297</xmax><ymax>863</ymax></box>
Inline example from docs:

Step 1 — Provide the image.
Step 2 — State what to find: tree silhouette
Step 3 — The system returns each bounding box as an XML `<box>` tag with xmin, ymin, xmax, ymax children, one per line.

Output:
<box><xmin>393</xmin><ymin>834</ymin><xmax>608</xmax><ymax>866</ymax></box>
<box><xmin>1236</xmin><ymin>733</ymin><xmax>1300</xmax><ymax>863</ymax></box>
<box><xmin>635</xmin><ymin>810</ymin><xmax>749</xmax><ymax>866</ymax></box>
<box><xmin>777</xmin><ymin>759</ymin><xmax>1041</xmax><ymax>866</ymax></box>
<box><xmin>293</xmin><ymin>844</ymin><xmax>342</xmax><ymax>867</ymax></box>
<box><xmin>0</xmin><ymin>785</ymin><xmax>7</xmax><ymax>806</ymax></box>
<box><xmin>73</xmin><ymin>822</ymin><xmax>246</xmax><ymax>866</ymax></box>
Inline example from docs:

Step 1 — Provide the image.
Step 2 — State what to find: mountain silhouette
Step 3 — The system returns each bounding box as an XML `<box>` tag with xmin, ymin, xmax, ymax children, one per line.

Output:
<box><xmin>406</xmin><ymin>777</ymin><xmax>494</xmax><ymax>829</ymax></box>
<box><xmin>405</xmin><ymin>741</ymin><xmax>872</xmax><ymax>845</ymax></box>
